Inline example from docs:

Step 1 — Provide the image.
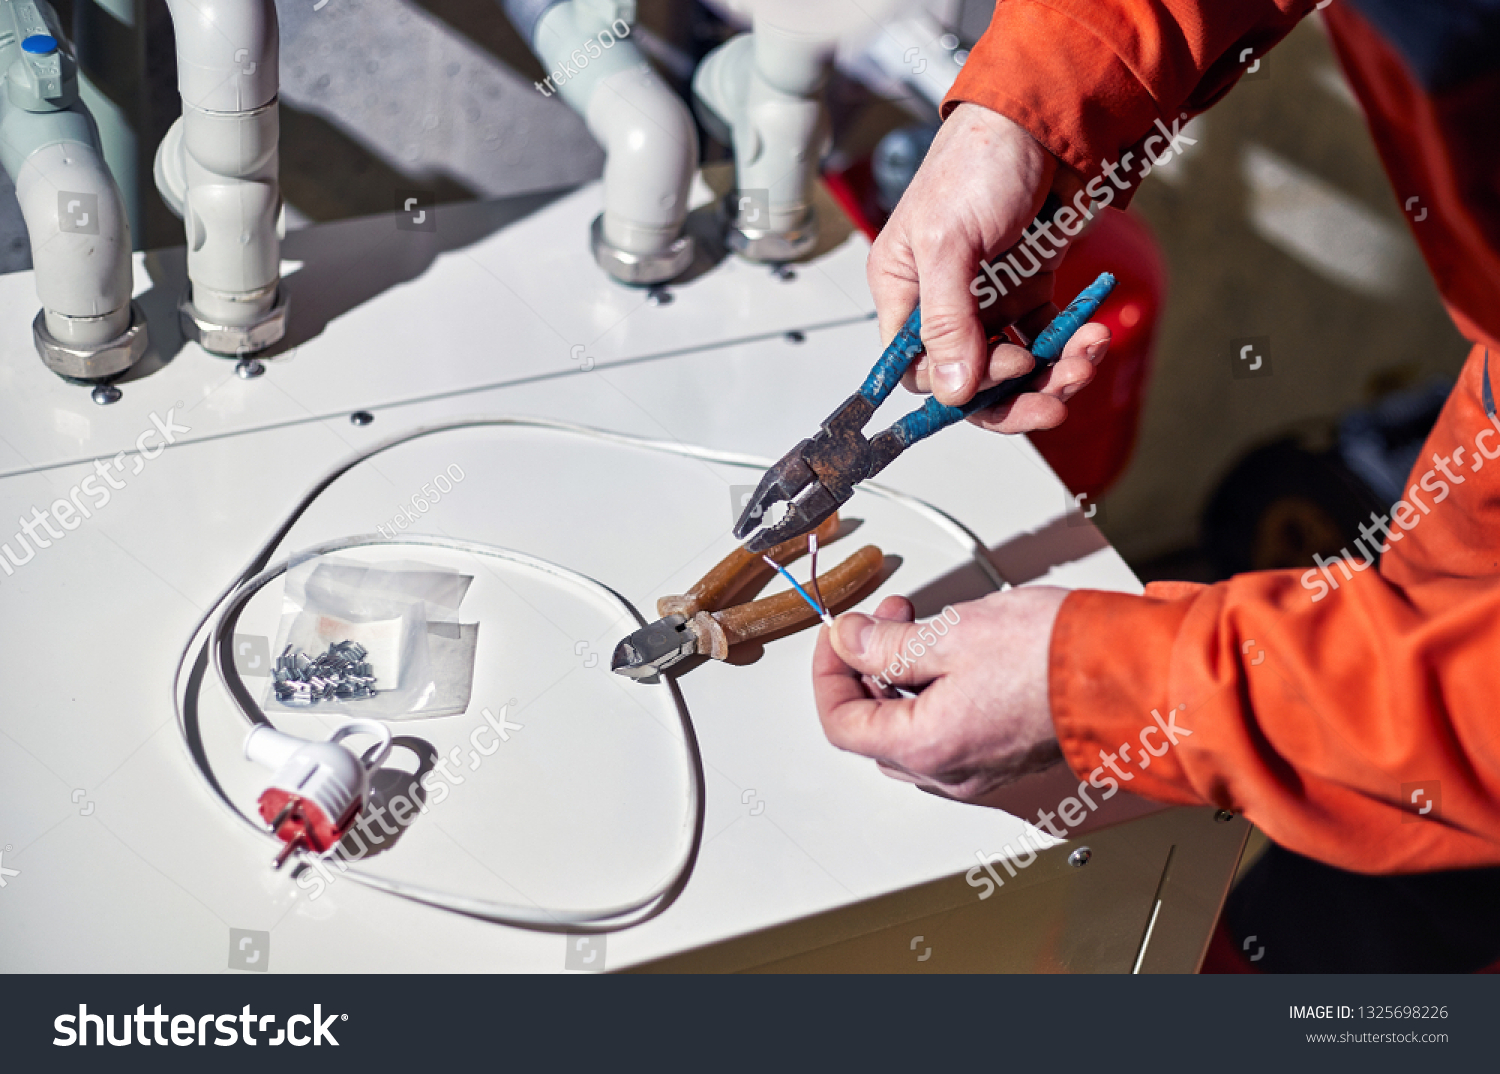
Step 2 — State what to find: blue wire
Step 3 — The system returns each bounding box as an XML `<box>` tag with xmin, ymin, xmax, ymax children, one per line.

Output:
<box><xmin>762</xmin><ymin>556</ymin><xmax>832</xmax><ymax>622</ymax></box>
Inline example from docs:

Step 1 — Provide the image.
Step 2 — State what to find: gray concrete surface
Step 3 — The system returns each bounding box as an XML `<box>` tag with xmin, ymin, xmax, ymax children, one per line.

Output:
<box><xmin>0</xmin><ymin>0</ymin><xmax>606</xmax><ymax>273</ymax></box>
<box><xmin>274</xmin><ymin>0</ymin><xmax>604</xmax><ymax>219</ymax></box>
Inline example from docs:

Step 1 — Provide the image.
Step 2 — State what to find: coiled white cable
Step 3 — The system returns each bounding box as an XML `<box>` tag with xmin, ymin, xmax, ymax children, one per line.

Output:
<box><xmin>173</xmin><ymin>416</ymin><xmax>1005</xmax><ymax>932</ymax></box>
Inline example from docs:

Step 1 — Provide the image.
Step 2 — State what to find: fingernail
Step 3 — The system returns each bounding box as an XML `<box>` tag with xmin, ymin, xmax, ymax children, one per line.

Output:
<box><xmin>837</xmin><ymin>614</ymin><xmax>874</xmax><ymax>656</ymax></box>
<box><xmin>1086</xmin><ymin>342</ymin><xmax>1103</xmax><ymax>360</ymax></box>
<box><xmin>934</xmin><ymin>362</ymin><xmax>967</xmax><ymax>396</ymax></box>
<box><xmin>1061</xmin><ymin>381</ymin><xmax>1083</xmax><ymax>401</ymax></box>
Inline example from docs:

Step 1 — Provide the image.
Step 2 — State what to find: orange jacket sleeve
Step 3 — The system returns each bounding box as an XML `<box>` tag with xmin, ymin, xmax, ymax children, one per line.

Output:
<box><xmin>1051</xmin><ymin>344</ymin><xmax>1500</xmax><ymax>873</ymax></box>
<box><xmin>946</xmin><ymin>0</ymin><xmax>1500</xmax><ymax>871</ymax></box>
<box><xmin>944</xmin><ymin>0</ymin><xmax>1315</xmax><ymax>198</ymax></box>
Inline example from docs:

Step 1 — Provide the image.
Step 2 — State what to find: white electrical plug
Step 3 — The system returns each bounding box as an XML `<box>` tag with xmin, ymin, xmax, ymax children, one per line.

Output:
<box><xmin>244</xmin><ymin>720</ymin><xmax>392</xmax><ymax>868</ymax></box>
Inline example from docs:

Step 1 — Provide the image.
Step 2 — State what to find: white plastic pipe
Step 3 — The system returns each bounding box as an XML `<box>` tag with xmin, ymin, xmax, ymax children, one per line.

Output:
<box><xmin>0</xmin><ymin>7</ymin><xmax>136</xmax><ymax>355</ymax></box>
<box><xmin>693</xmin><ymin>12</ymin><xmax>834</xmax><ymax>252</ymax></box>
<box><xmin>586</xmin><ymin>64</ymin><xmax>698</xmax><ymax>255</ymax></box>
<box><xmin>159</xmin><ymin>0</ymin><xmax>281</xmax><ymax>327</ymax></box>
<box><xmin>516</xmin><ymin>0</ymin><xmax>697</xmax><ymax>269</ymax></box>
<box><xmin>11</xmin><ymin>135</ymin><xmax>132</xmax><ymax>345</ymax></box>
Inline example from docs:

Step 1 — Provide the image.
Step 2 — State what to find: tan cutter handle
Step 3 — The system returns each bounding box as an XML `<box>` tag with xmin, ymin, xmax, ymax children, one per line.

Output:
<box><xmin>690</xmin><ymin>544</ymin><xmax>885</xmax><ymax>660</ymax></box>
<box><xmin>657</xmin><ymin>513</ymin><xmax>842</xmax><ymax>619</ymax></box>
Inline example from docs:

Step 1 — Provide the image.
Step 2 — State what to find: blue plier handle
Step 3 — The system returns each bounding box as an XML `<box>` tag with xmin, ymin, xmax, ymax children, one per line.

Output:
<box><xmin>732</xmin><ymin>271</ymin><xmax>1117</xmax><ymax>553</ymax></box>
<box><xmin>861</xmin><ymin>270</ymin><xmax>1117</xmax><ymax>445</ymax></box>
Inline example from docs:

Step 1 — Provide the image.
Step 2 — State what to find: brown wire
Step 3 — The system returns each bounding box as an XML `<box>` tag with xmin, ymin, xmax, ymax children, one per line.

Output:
<box><xmin>808</xmin><ymin>533</ymin><xmax>829</xmax><ymax>616</ymax></box>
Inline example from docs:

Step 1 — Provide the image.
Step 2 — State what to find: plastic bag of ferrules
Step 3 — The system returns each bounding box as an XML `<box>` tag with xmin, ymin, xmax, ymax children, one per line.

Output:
<box><xmin>263</xmin><ymin>556</ymin><xmax>476</xmax><ymax>719</ymax></box>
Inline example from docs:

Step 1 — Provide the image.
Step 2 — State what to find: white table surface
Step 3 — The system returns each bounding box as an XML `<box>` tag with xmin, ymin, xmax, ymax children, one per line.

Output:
<box><xmin>0</xmin><ymin>178</ymin><xmax>1148</xmax><ymax>972</ymax></box>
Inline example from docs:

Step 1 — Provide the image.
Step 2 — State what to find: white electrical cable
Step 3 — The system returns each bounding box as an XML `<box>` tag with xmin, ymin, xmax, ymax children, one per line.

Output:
<box><xmin>172</xmin><ymin>415</ymin><xmax>1007</xmax><ymax>932</ymax></box>
<box><xmin>206</xmin><ymin>533</ymin><xmax>701</xmax><ymax>930</ymax></box>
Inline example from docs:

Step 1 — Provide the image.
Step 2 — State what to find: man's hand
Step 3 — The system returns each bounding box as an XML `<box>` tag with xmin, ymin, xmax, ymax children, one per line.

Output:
<box><xmin>868</xmin><ymin>102</ymin><xmax>1110</xmax><ymax>433</ymax></box>
<box><xmin>812</xmin><ymin>589</ymin><xmax>1069</xmax><ymax>800</ymax></box>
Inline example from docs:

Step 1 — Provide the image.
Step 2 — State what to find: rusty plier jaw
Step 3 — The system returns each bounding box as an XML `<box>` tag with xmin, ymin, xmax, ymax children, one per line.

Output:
<box><xmin>734</xmin><ymin>273</ymin><xmax>1119</xmax><ymax>553</ymax></box>
<box><xmin>734</xmin><ymin>394</ymin><xmax>892</xmax><ymax>553</ymax></box>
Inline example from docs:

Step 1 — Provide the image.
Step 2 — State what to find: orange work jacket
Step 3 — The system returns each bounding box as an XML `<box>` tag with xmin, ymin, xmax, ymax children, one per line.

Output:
<box><xmin>946</xmin><ymin>0</ymin><xmax>1500</xmax><ymax>872</ymax></box>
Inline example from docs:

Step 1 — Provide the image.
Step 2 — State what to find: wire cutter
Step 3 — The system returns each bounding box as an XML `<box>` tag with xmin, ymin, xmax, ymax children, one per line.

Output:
<box><xmin>733</xmin><ymin>272</ymin><xmax>1117</xmax><ymax>553</ymax></box>
<box><xmin>611</xmin><ymin>513</ymin><xmax>883</xmax><ymax>679</ymax></box>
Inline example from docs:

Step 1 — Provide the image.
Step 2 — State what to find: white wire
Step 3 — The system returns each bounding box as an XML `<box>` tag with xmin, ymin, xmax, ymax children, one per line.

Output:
<box><xmin>206</xmin><ymin>534</ymin><xmax>699</xmax><ymax>931</ymax></box>
<box><xmin>172</xmin><ymin>415</ymin><xmax>1008</xmax><ymax>932</ymax></box>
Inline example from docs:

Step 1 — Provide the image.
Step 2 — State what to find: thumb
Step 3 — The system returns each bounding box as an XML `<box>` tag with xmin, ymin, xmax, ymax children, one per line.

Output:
<box><xmin>831</xmin><ymin>612</ymin><xmax>949</xmax><ymax>685</ymax></box>
<box><xmin>914</xmin><ymin>249</ymin><xmax>991</xmax><ymax>406</ymax></box>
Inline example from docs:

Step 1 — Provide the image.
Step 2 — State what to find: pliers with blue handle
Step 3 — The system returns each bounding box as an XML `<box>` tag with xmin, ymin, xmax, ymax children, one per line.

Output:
<box><xmin>733</xmin><ymin>271</ymin><xmax>1117</xmax><ymax>553</ymax></box>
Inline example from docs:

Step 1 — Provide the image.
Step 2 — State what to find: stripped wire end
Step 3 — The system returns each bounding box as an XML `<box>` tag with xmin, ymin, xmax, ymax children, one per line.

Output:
<box><xmin>808</xmin><ymin>534</ymin><xmax>834</xmax><ymax>627</ymax></box>
<box><xmin>762</xmin><ymin>553</ymin><xmax>835</xmax><ymax>628</ymax></box>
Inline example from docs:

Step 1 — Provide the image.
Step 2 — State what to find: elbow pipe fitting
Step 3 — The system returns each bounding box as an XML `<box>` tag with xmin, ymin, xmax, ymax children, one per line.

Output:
<box><xmin>156</xmin><ymin>0</ymin><xmax>287</xmax><ymax>355</ymax></box>
<box><xmin>20</xmin><ymin>142</ymin><xmax>149</xmax><ymax>381</ymax></box>
<box><xmin>693</xmin><ymin>20</ymin><xmax>833</xmax><ymax>263</ymax></box>
<box><xmin>505</xmin><ymin>0</ymin><xmax>698</xmax><ymax>285</ymax></box>
<box><xmin>0</xmin><ymin>11</ymin><xmax>147</xmax><ymax>381</ymax></box>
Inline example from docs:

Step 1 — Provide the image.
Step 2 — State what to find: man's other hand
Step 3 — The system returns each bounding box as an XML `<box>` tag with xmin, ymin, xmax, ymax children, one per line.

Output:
<box><xmin>812</xmin><ymin>589</ymin><xmax>1069</xmax><ymax>800</ymax></box>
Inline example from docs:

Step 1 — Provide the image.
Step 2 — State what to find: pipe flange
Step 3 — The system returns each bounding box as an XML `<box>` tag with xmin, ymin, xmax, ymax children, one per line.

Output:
<box><xmin>722</xmin><ymin>195</ymin><xmax>819</xmax><ymax>264</ymax></box>
<box><xmin>589</xmin><ymin>214</ymin><xmax>695</xmax><ymax>286</ymax></box>
<box><xmin>179</xmin><ymin>286</ymin><xmax>290</xmax><ymax>357</ymax></box>
<box><xmin>33</xmin><ymin>302</ymin><xmax>150</xmax><ymax>382</ymax></box>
